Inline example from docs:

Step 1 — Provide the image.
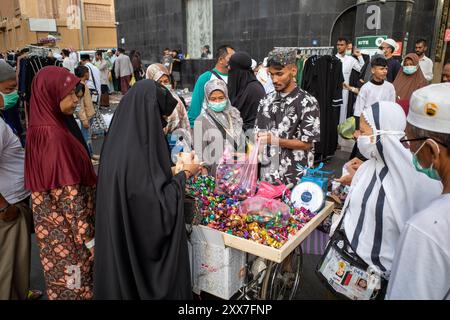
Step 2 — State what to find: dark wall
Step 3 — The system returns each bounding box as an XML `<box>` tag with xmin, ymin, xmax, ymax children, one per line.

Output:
<box><xmin>114</xmin><ymin>0</ymin><xmax>439</xmax><ymax>87</ymax></box>
<box><xmin>408</xmin><ymin>0</ymin><xmax>439</xmax><ymax>57</ymax></box>
<box><xmin>213</xmin><ymin>0</ymin><xmax>356</xmax><ymax>62</ymax></box>
<box><xmin>115</xmin><ymin>0</ymin><xmax>185</xmax><ymax>63</ymax></box>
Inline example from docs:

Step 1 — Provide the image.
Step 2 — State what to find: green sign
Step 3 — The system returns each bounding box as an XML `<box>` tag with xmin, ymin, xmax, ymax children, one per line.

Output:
<box><xmin>356</xmin><ymin>35</ymin><xmax>388</xmax><ymax>49</ymax></box>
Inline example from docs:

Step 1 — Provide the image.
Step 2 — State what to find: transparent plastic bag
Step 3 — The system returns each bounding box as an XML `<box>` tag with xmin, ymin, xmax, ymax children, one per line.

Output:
<box><xmin>239</xmin><ymin>196</ymin><xmax>291</xmax><ymax>227</ymax></box>
<box><xmin>214</xmin><ymin>139</ymin><xmax>260</xmax><ymax>200</ymax></box>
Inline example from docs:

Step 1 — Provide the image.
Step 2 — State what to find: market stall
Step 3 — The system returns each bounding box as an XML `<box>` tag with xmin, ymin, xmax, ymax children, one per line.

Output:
<box><xmin>183</xmin><ymin>158</ymin><xmax>337</xmax><ymax>300</ymax></box>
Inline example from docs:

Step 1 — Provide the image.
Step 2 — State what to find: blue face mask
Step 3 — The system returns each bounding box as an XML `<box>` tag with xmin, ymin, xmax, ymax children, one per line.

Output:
<box><xmin>0</xmin><ymin>90</ymin><xmax>19</xmax><ymax>110</ymax></box>
<box><xmin>208</xmin><ymin>100</ymin><xmax>227</xmax><ymax>113</ymax></box>
<box><xmin>412</xmin><ymin>140</ymin><xmax>441</xmax><ymax>181</ymax></box>
<box><xmin>403</xmin><ymin>65</ymin><xmax>417</xmax><ymax>75</ymax></box>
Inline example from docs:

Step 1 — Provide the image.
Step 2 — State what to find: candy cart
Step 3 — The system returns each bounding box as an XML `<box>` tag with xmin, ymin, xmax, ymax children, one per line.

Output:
<box><xmin>185</xmin><ymin>163</ymin><xmax>335</xmax><ymax>300</ymax></box>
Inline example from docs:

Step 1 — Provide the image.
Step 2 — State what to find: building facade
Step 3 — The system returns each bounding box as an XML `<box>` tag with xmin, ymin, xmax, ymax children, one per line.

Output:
<box><xmin>114</xmin><ymin>0</ymin><xmax>449</xmax><ymax>86</ymax></box>
<box><xmin>0</xmin><ymin>0</ymin><xmax>118</xmax><ymax>51</ymax></box>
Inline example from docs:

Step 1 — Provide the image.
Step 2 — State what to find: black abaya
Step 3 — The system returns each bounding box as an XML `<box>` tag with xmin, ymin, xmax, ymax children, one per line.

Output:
<box><xmin>93</xmin><ymin>80</ymin><xmax>192</xmax><ymax>300</ymax></box>
<box><xmin>301</xmin><ymin>55</ymin><xmax>344</xmax><ymax>158</ymax></box>
<box><xmin>228</xmin><ymin>52</ymin><xmax>266</xmax><ymax>131</ymax></box>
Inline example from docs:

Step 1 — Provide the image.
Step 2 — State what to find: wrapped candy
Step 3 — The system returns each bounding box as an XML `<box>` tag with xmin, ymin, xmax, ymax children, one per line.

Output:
<box><xmin>185</xmin><ymin>175</ymin><xmax>216</xmax><ymax>198</ymax></box>
<box><xmin>239</xmin><ymin>196</ymin><xmax>291</xmax><ymax>228</ymax></box>
<box><xmin>214</xmin><ymin>140</ymin><xmax>260</xmax><ymax>200</ymax></box>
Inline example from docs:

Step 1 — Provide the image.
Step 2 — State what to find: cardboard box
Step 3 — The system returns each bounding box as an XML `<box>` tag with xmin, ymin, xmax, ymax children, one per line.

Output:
<box><xmin>190</xmin><ymin>226</ymin><xmax>246</xmax><ymax>300</ymax></box>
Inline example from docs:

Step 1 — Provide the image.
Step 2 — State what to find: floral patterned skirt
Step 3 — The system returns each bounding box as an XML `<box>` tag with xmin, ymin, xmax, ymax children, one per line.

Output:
<box><xmin>32</xmin><ymin>185</ymin><xmax>95</xmax><ymax>300</ymax></box>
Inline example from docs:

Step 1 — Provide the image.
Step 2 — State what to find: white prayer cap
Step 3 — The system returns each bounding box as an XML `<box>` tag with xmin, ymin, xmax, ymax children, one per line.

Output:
<box><xmin>407</xmin><ymin>83</ymin><xmax>450</xmax><ymax>134</ymax></box>
<box><xmin>381</xmin><ymin>38</ymin><xmax>398</xmax><ymax>51</ymax></box>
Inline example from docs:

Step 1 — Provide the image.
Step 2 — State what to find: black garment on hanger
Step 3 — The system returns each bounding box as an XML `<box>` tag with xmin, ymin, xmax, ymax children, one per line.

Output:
<box><xmin>301</xmin><ymin>55</ymin><xmax>344</xmax><ymax>159</ymax></box>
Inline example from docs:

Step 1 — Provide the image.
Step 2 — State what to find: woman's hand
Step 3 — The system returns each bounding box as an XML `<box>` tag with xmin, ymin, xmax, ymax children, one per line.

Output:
<box><xmin>182</xmin><ymin>163</ymin><xmax>200</xmax><ymax>178</ymax></box>
<box><xmin>88</xmin><ymin>246</ymin><xmax>94</xmax><ymax>262</ymax></box>
<box><xmin>348</xmin><ymin>158</ymin><xmax>364</xmax><ymax>171</ymax></box>
<box><xmin>82</xmin><ymin>120</ymin><xmax>90</xmax><ymax>129</ymax></box>
<box><xmin>336</xmin><ymin>175</ymin><xmax>353</xmax><ymax>186</ymax></box>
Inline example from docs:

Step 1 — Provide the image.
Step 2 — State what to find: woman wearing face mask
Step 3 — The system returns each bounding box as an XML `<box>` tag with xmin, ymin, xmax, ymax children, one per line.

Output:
<box><xmin>193</xmin><ymin>79</ymin><xmax>245</xmax><ymax>175</ymax></box>
<box><xmin>146</xmin><ymin>63</ymin><xmax>191</xmax><ymax>142</ymax></box>
<box><xmin>393</xmin><ymin>53</ymin><xmax>428</xmax><ymax>115</ymax></box>
<box><xmin>25</xmin><ymin>66</ymin><xmax>97</xmax><ymax>300</ymax></box>
<box><xmin>327</xmin><ymin>101</ymin><xmax>442</xmax><ymax>299</ymax></box>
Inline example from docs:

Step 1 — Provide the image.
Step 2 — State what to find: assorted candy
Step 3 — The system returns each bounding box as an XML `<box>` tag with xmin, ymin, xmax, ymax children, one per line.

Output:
<box><xmin>214</xmin><ymin>163</ymin><xmax>253</xmax><ymax>200</ymax></box>
<box><xmin>186</xmin><ymin>175</ymin><xmax>216</xmax><ymax>198</ymax></box>
<box><xmin>186</xmin><ymin>176</ymin><xmax>318</xmax><ymax>249</ymax></box>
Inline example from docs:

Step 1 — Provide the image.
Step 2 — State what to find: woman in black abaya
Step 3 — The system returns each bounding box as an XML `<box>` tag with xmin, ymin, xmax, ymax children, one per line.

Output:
<box><xmin>93</xmin><ymin>80</ymin><xmax>200</xmax><ymax>299</ymax></box>
<box><xmin>227</xmin><ymin>52</ymin><xmax>266</xmax><ymax>131</ymax></box>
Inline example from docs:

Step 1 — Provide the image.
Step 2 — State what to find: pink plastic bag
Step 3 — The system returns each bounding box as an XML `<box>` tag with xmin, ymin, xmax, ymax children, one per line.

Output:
<box><xmin>214</xmin><ymin>139</ymin><xmax>260</xmax><ymax>200</ymax></box>
<box><xmin>239</xmin><ymin>196</ymin><xmax>291</xmax><ymax>227</ymax></box>
<box><xmin>256</xmin><ymin>180</ymin><xmax>290</xmax><ymax>199</ymax></box>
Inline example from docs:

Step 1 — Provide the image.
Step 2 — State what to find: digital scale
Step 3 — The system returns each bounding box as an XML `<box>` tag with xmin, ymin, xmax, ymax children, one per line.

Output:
<box><xmin>291</xmin><ymin>163</ymin><xmax>333</xmax><ymax>212</ymax></box>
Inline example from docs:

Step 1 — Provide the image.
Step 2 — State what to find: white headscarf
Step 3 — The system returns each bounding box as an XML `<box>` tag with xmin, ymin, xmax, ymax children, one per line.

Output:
<box><xmin>332</xmin><ymin>101</ymin><xmax>442</xmax><ymax>278</ymax></box>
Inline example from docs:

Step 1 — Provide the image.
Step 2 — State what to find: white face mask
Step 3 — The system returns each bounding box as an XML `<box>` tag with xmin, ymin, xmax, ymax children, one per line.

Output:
<box><xmin>357</xmin><ymin>135</ymin><xmax>377</xmax><ymax>159</ymax></box>
<box><xmin>357</xmin><ymin>130</ymin><xmax>404</xmax><ymax>159</ymax></box>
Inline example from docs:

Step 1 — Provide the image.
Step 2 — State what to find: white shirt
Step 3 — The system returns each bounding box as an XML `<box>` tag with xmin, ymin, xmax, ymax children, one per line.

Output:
<box><xmin>336</xmin><ymin>54</ymin><xmax>365</xmax><ymax>84</ymax></box>
<box><xmin>418</xmin><ymin>55</ymin><xmax>434</xmax><ymax>82</ymax></box>
<box><xmin>386</xmin><ymin>194</ymin><xmax>450</xmax><ymax>300</ymax></box>
<box><xmin>85</xmin><ymin>62</ymin><xmax>102</xmax><ymax>94</ymax></box>
<box><xmin>0</xmin><ymin>119</ymin><xmax>30</xmax><ymax>204</ymax></box>
<box><xmin>353</xmin><ymin>81</ymin><xmax>396</xmax><ymax>117</ymax></box>
<box><xmin>69</xmin><ymin>51</ymin><xmax>78</xmax><ymax>64</ymax></box>
<box><xmin>94</xmin><ymin>59</ymin><xmax>109</xmax><ymax>85</ymax></box>
<box><xmin>62</xmin><ymin>57</ymin><xmax>75</xmax><ymax>74</ymax></box>
<box><xmin>336</xmin><ymin>54</ymin><xmax>365</xmax><ymax>123</ymax></box>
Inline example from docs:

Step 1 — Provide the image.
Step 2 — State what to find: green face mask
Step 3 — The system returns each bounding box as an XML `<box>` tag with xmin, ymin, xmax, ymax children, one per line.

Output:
<box><xmin>0</xmin><ymin>90</ymin><xmax>19</xmax><ymax>110</ymax></box>
<box><xmin>345</xmin><ymin>50</ymin><xmax>352</xmax><ymax>56</ymax></box>
<box><xmin>208</xmin><ymin>100</ymin><xmax>227</xmax><ymax>113</ymax></box>
<box><xmin>403</xmin><ymin>65</ymin><xmax>417</xmax><ymax>75</ymax></box>
<box><xmin>412</xmin><ymin>141</ymin><xmax>441</xmax><ymax>181</ymax></box>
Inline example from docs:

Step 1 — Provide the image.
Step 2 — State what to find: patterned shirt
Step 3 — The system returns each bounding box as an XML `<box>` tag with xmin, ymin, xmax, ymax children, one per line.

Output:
<box><xmin>255</xmin><ymin>86</ymin><xmax>320</xmax><ymax>185</ymax></box>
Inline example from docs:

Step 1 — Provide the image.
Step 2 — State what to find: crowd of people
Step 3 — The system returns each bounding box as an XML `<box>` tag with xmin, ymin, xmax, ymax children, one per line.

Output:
<box><xmin>0</xmin><ymin>35</ymin><xmax>449</xmax><ymax>301</ymax></box>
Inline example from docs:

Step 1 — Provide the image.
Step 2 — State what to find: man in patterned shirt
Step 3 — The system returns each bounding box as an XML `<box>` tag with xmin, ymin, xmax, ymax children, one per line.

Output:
<box><xmin>255</xmin><ymin>48</ymin><xmax>320</xmax><ymax>185</ymax></box>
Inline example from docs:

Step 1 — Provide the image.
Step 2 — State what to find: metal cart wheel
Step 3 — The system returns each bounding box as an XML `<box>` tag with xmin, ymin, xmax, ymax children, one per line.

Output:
<box><xmin>263</xmin><ymin>246</ymin><xmax>303</xmax><ymax>300</ymax></box>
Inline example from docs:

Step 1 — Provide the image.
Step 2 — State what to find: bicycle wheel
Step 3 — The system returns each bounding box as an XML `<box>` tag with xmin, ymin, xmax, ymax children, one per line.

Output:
<box><xmin>268</xmin><ymin>246</ymin><xmax>303</xmax><ymax>300</ymax></box>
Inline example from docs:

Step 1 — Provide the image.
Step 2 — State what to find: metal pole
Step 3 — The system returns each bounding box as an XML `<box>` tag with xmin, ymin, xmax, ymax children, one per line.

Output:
<box><xmin>79</xmin><ymin>0</ymin><xmax>85</xmax><ymax>50</ymax></box>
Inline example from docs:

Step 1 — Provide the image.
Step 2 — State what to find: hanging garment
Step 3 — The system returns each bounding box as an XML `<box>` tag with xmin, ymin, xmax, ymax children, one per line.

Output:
<box><xmin>301</xmin><ymin>55</ymin><xmax>344</xmax><ymax>158</ymax></box>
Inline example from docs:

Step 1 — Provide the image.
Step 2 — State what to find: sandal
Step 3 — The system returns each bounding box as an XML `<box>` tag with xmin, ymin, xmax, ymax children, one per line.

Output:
<box><xmin>27</xmin><ymin>289</ymin><xmax>43</xmax><ymax>300</ymax></box>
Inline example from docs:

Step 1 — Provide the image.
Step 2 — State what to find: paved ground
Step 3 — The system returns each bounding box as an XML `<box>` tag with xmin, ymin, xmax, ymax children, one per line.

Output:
<box><xmin>30</xmin><ymin>91</ymin><xmax>351</xmax><ymax>300</ymax></box>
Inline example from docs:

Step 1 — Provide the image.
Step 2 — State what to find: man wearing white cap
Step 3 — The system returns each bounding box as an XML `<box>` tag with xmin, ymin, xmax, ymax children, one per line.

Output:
<box><xmin>379</xmin><ymin>38</ymin><xmax>401</xmax><ymax>83</ymax></box>
<box><xmin>386</xmin><ymin>83</ymin><xmax>450</xmax><ymax>300</ymax></box>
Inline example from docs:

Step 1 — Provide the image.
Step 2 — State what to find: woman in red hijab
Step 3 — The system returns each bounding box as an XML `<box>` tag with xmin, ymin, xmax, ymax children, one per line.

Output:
<box><xmin>25</xmin><ymin>66</ymin><xmax>97</xmax><ymax>300</ymax></box>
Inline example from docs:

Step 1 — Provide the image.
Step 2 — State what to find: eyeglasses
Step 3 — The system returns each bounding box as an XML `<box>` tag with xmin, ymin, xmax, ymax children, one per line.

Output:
<box><xmin>400</xmin><ymin>137</ymin><xmax>448</xmax><ymax>149</ymax></box>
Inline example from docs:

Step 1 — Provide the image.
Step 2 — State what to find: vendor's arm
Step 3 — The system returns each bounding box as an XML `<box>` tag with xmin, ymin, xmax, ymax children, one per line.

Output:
<box><xmin>279</xmin><ymin>138</ymin><xmax>312</xmax><ymax>151</ymax></box>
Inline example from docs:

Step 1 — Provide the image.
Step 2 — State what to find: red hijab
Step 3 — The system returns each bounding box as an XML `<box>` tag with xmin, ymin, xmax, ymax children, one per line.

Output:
<box><xmin>25</xmin><ymin>66</ymin><xmax>97</xmax><ymax>192</ymax></box>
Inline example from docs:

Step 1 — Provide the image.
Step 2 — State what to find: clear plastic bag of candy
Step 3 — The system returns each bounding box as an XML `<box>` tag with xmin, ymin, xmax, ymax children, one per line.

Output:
<box><xmin>214</xmin><ymin>139</ymin><xmax>260</xmax><ymax>200</ymax></box>
<box><xmin>239</xmin><ymin>196</ymin><xmax>291</xmax><ymax>227</ymax></box>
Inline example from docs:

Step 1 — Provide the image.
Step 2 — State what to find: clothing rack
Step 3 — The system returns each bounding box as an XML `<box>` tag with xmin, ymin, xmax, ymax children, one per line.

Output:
<box><xmin>26</xmin><ymin>45</ymin><xmax>49</xmax><ymax>57</ymax></box>
<box><xmin>274</xmin><ymin>46</ymin><xmax>334</xmax><ymax>57</ymax></box>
